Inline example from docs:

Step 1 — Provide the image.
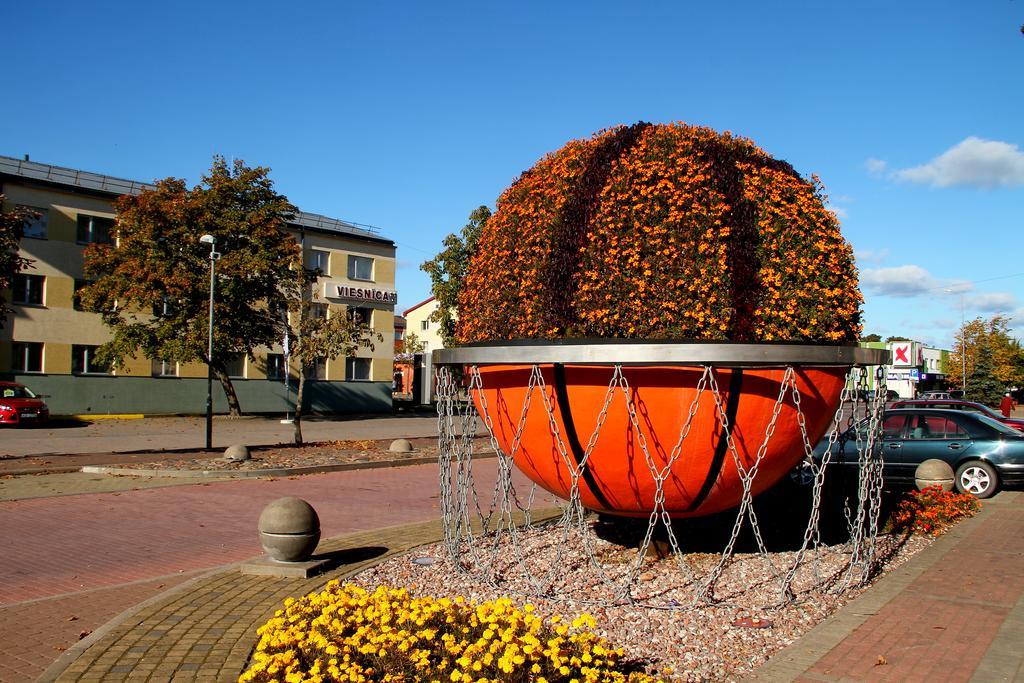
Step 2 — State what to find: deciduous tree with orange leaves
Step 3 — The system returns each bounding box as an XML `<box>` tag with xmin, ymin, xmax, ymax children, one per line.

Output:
<box><xmin>80</xmin><ymin>157</ymin><xmax>300</xmax><ymax>416</ymax></box>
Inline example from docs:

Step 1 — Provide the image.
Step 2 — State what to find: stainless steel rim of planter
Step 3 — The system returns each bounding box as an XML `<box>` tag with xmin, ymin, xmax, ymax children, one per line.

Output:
<box><xmin>432</xmin><ymin>342</ymin><xmax>890</xmax><ymax>367</ymax></box>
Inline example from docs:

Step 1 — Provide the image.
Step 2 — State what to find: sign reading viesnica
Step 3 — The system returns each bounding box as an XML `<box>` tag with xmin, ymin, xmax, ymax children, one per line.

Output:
<box><xmin>323</xmin><ymin>281</ymin><xmax>397</xmax><ymax>304</ymax></box>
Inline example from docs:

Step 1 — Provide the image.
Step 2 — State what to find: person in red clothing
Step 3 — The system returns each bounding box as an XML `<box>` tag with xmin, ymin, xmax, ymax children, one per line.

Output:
<box><xmin>1001</xmin><ymin>392</ymin><xmax>1017</xmax><ymax>418</ymax></box>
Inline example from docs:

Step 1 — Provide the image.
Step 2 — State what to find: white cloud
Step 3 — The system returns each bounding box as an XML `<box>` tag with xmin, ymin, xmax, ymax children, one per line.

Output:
<box><xmin>892</xmin><ymin>137</ymin><xmax>1024</xmax><ymax>188</ymax></box>
<box><xmin>827</xmin><ymin>204</ymin><xmax>848</xmax><ymax>218</ymax></box>
<box><xmin>864</xmin><ymin>158</ymin><xmax>887</xmax><ymax>175</ymax></box>
<box><xmin>860</xmin><ymin>265</ymin><xmax>939</xmax><ymax>297</ymax></box>
<box><xmin>944</xmin><ymin>280</ymin><xmax>973</xmax><ymax>295</ymax></box>
<box><xmin>854</xmin><ymin>248</ymin><xmax>890</xmax><ymax>265</ymax></box>
<box><xmin>967</xmin><ymin>292</ymin><xmax>1018</xmax><ymax>312</ymax></box>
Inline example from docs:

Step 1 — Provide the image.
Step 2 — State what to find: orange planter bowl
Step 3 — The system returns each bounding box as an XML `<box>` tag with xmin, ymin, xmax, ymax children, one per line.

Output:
<box><xmin>438</xmin><ymin>342</ymin><xmax>885</xmax><ymax>518</ymax></box>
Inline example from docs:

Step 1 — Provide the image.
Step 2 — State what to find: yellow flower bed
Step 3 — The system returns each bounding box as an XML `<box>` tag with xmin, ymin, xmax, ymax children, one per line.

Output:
<box><xmin>240</xmin><ymin>581</ymin><xmax>665</xmax><ymax>682</ymax></box>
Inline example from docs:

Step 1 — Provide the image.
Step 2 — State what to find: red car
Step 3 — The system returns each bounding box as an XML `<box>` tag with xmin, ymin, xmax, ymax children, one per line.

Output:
<box><xmin>891</xmin><ymin>398</ymin><xmax>1024</xmax><ymax>433</ymax></box>
<box><xmin>0</xmin><ymin>382</ymin><xmax>50</xmax><ymax>426</ymax></box>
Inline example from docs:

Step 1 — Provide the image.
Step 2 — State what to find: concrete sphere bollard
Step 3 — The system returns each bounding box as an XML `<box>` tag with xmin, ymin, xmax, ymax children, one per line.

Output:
<box><xmin>258</xmin><ymin>497</ymin><xmax>320</xmax><ymax>562</ymax></box>
<box><xmin>224</xmin><ymin>444</ymin><xmax>251</xmax><ymax>461</ymax></box>
<box><xmin>915</xmin><ymin>459</ymin><xmax>955</xmax><ymax>492</ymax></box>
<box><xmin>389</xmin><ymin>438</ymin><xmax>414</xmax><ymax>453</ymax></box>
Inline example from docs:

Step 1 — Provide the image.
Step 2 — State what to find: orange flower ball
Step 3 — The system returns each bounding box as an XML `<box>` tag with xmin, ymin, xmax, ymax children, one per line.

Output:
<box><xmin>457</xmin><ymin>122</ymin><xmax>862</xmax><ymax>344</ymax></box>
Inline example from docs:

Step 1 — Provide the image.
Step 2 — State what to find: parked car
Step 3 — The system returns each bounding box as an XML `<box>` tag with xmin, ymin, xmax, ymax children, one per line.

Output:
<box><xmin>891</xmin><ymin>399</ymin><xmax>1024</xmax><ymax>433</ymax></box>
<box><xmin>857</xmin><ymin>389</ymin><xmax>900</xmax><ymax>402</ymax></box>
<box><xmin>807</xmin><ymin>408</ymin><xmax>1024</xmax><ymax>498</ymax></box>
<box><xmin>919</xmin><ymin>391</ymin><xmax>952</xmax><ymax>400</ymax></box>
<box><xmin>0</xmin><ymin>381</ymin><xmax>50</xmax><ymax>426</ymax></box>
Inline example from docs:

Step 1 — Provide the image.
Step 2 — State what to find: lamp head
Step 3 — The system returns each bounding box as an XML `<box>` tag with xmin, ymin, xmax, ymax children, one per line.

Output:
<box><xmin>199</xmin><ymin>234</ymin><xmax>216</xmax><ymax>245</ymax></box>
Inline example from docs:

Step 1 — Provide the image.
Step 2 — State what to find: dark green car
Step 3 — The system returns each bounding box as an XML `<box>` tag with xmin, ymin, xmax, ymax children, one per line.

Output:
<box><xmin>812</xmin><ymin>408</ymin><xmax>1024</xmax><ymax>498</ymax></box>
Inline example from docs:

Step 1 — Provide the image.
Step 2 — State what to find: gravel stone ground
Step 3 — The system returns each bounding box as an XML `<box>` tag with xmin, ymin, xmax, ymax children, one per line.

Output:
<box><xmin>88</xmin><ymin>437</ymin><xmax>450</xmax><ymax>472</ymax></box>
<box><xmin>350</xmin><ymin>521</ymin><xmax>931</xmax><ymax>681</ymax></box>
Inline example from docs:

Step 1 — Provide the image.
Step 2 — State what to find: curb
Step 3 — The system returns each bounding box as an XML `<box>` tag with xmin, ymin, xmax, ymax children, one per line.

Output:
<box><xmin>64</xmin><ymin>414</ymin><xmax>145</xmax><ymax>421</ymax></box>
<box><xmin>76</xmin><ymin>451</ymin><xmax>496</xmax><ymax>479</ymax></box>
<box><xmin>0</xmin><ymin>466</ymin><xmax>82</xmax><ymax>477</ymax></box>
<box><xmin>80</xmin><ymin>455</ymin><xmax>439</xmax><ymax>479</ymax></box>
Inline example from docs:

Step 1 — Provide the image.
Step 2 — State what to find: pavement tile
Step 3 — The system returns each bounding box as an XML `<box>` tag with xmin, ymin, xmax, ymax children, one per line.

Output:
<box><xmin>752</xmin><ymin>491</ymin><xmax>1024</xmax><ymax>682</ymax></box>
<box><xmin>41</xmin><ymin>516</ymin><xmax>473</xmax><ymax>681</ymax></box>
<box><xmin>12</xmin><ymin>458</ymin><xmax>537</xmax><ymax>683</ymax></box>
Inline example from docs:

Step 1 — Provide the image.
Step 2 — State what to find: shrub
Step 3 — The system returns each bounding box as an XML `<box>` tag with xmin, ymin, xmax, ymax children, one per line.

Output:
<box><xmin>457</xmin><ymin>122</ymin><xmax>861</xmax><ymax>344</ymax></box>
<box><xmin>889</xmin><ymin>486</ymin><xmax>980</xmax><ymax>537</ymax></box>
<box><xmin>239</xmin><ymin>581</ymin><xmax>663</xmax><ymax>682</ymax></box>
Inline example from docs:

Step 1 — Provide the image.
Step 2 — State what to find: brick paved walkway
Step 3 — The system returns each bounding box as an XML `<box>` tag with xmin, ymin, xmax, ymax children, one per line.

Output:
<box><xmin>0</xmin><ymin>573</ymin><xmax>199</xmax><ymax>682</ymax></box>
<box><xmin>41</xmin><ymin>511</ymin><xmax>560</xmax><ymax>682</ymax></box>
<box><xmin>41</xmin><ymin>522</ymin><xmax>453</xmax><ymax>681</ymax></box>
<box><xmin>0</xmin><ymin>462</ymin><xmax>551</xmax><ymax>682</ymax></box>
<box><xmin>752</xmin><ymin>490</ymin><xmax>1024</xmax><ymax>681</ymax></box>
<box><xmin>6</xmin><ymin>456</ymin><xmax>1023</xmax><ymax>680</ymax></box>
<box><xmin>30</xmin><ymin>492</ymin><xmax>1024</xmax><ymax>682</ymax></box>
<box><xmin>0</xmin><ymin>464</ymin><xmax>449</xmax><ymax>603</ymax></box>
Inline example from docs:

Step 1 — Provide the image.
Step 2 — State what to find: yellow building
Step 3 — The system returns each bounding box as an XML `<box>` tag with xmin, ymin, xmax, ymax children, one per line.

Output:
<box><xmin>0</xmin><ymin>155</ymin><xmax>397</xmax><ymax>415</ymax></box>
<box><xmin>402</xmin><ymin>296</ymin><xmax>444</xmax><ymax>355</ymax></box>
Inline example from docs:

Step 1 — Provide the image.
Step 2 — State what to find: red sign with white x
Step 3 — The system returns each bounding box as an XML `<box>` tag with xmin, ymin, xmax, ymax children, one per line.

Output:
<box><xmin>892</xmin><ymin>342</ymin><xmax>913</xmax><ymax>367</ymax></box>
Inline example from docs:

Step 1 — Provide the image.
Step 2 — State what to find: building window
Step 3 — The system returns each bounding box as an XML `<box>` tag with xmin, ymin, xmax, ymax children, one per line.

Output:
<box><xmin>224</xmin><ymin>353</ymin><xmax>246</xmax><ymax>378</ymax></box>
<box><xmin>308</xmin><ymin>250</ymin><xmax>330</xmax><ymax>274</ymax></box>
<box><xmin>20</xmin><ymin>206</ymin><xmax>48</xmax><ymax>239</ymax></box>
<box><xmin>12</xmin><ymin>342</ymin><xmax>43</xmax><ymax>373</ymax></box>
<box><xmin>152</xmin><ymin>296</ymin><xmax>178</xmax><ymax>318</ymax></box>
<box><xmin>13</xmin><ymin>274</ymin><xmax>45</xmax><ymax>306</ymax></box>
<box><xmin>310</xmin><ymin>303</ymin><xmax>329</xmax><ymax>321</ymax></box>
<box><xmin>420</xmin><ymin>319</ymin><xmax>429</xmax><ymax>331</ymax></box>
<box><xmin>269</xmin><ymin>299</ymin><xmax>288</xmax><ymax>322</ymax></box>
<box><xmin>266</xmin><ymin>353</ymin><xmax>286</xmax><ymax>380</ymax></box>
<box><xmin>76</xmin><ymin>214</ymin><xmax>115</xmax><ymax>245</ymax></box>
<box><xmin>346</xmin><ymin>357</ymin><xmax>371</xmax><ymax>381</ymax></box>
<box><xmin>151</xmin><ymin>359</ymin><xmax>178</xmax><ymax>377</ymax></box>
<box><xmin>347</xmin><ymin>255</ymin><xmax>373</xmax><ymax>281</ymax></box>
<box><xmin>304</xmin><ymin>357</ymin><xmax>327</xmax><ymax>380</ymax></box>
<box><xmin>73</xmin><ymin>279</ymin><xmax>92</xmax><ymax>311</ymax></box>
<box><xmin>72</xmin><ymin>345</ymin><xmax>111</xmax><ymax>374</ymax></box>
<box><xmin>348</xmin><ymin>306</ymin><xmax>372</xmax><ymax>326</ymax></box>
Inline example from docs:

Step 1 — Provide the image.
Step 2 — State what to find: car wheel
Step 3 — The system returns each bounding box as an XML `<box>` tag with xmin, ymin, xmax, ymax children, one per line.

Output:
<box><xmin>788</xmin><ymin>460</ymin><xmax>816</xmax><ymax>487</ymax></box>
<box><xmin>955</xmin><ymin>461</ymin><xmax>999</xmax><ymax>499</ymax></box>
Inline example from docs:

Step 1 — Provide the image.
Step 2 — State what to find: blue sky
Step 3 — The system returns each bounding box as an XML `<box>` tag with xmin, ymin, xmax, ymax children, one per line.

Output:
<box><xmin>4</xmin><ymin>1</ymin><xmax>1022</xmax><ymax>347</ymax></box>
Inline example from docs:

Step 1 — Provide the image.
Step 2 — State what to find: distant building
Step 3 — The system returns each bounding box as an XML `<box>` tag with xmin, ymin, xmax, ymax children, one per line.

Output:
<box><xmin>402</xmin><ymin>296</ymin><xmax>444</xmax><ymax>355</ymax></box>
<box><xmin>402</xmin><ymin>296</ymin><xmax>444</xmax><ymax>404</ymax></box>
<box><xmin>0</xmin><ymin>155</ymin><xmax>397</xmax><ymax>415</ymax></box>
<box><xmin>859</xmin><ymin>339</ymin><xmax>951</xmax><ymax>398</ymax></box>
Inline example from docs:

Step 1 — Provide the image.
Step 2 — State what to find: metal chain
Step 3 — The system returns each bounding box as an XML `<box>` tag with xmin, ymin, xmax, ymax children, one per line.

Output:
<box><xmin>779</xmin><ymin>367</ymin><xmax>860</xmax><ymax>602</ymax></box>
<box><xmin>619</xmin><ymin>366</ymin><xmax>711</xmax><ymax>595</ymax></box>
<box><xmin>695</xmin><ymin>366</ymin><xmax>795</xmax><ymax>604</ymax></box>
<box><xmin>437</xmin><ymin>358</ymin><xmax>889</xmax><ymax>610</ymax></box>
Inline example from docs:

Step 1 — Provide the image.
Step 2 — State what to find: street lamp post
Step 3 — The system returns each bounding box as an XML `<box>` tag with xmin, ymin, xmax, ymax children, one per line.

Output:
<box><xmin>199</xmin><ymin>234</ymin><xmax>220</xmax><ymax>449</ymax></box>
